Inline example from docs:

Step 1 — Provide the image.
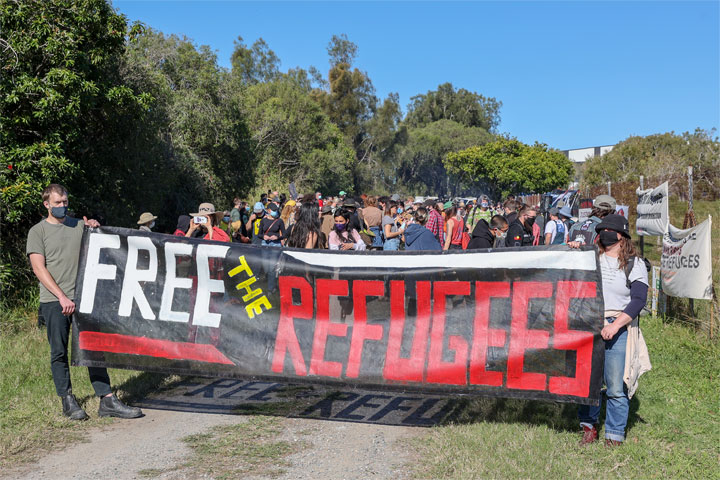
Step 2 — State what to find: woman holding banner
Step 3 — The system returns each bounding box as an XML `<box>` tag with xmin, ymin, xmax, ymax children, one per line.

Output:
<box><xmin>569</xmin><ymin>214</ymin><xmax>650</xmax><ymax>447</ymax></box>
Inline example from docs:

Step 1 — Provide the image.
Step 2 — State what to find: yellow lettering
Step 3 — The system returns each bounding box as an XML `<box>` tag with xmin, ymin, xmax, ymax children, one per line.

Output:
<box><xmin>228</xmin><ymin>255</ymin><xmax>253</xmax><ymax>278</ymax></box>
<box><xmin>246</xmin><ymin>296</ymin><xmax>272</xmax><ymax>319</ymax></box>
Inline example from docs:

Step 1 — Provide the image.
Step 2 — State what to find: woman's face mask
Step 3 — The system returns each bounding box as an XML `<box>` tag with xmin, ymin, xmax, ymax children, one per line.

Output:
<box><xmin>397</xmin><ymin>207</ymin><xmax>404</xmax><ymax>214</ymax></box>
<box><xmin>223</xmin><ymin>216</ymin><xmax>230</xmax><ymax>223</ymax></box>
<box><xmin>270</xmin><ymin>210</ymin><xmax>279</xmax><ymax>218</ymax></box>
<box><xmin>599</xmin><ymin>230</ymin><xmax>620</xmax><ymax>247</ymax></box>
<box><xmin>335</xmin><ymin>222</ymin><xmax>346</xmax><ymax>231</ymax></box>
<box><xmin>149</xmin><ymin>221</ymin><xmax>156</xmax><ymax>229</ymax></box>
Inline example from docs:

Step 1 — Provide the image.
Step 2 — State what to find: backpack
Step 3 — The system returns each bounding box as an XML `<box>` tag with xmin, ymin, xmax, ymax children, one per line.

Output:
<box><xmin>570</xmin><ymin>218</ymin><xmax>598</xmax><ymax>245</ymax></box>
<box><xmin>551</xmin><ymin>219</ymin><xmax>566</xmax><ymax>245</ymax></box>
<box><xmin>624</xmin><ymin>256</ymin><xmax>652</xmax><ymax>289</ymax></box>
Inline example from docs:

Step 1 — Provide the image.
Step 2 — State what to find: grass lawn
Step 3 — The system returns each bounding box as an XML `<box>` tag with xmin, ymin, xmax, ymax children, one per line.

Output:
<box><xmin>410</xmin><ymin>314</ymin><xmax>720</xmax><ymax>479</ymax></box>
<box><xmin>0</xmin><ymin>301</ymin><xmax>176</xmax><ymax>468</ymax></box>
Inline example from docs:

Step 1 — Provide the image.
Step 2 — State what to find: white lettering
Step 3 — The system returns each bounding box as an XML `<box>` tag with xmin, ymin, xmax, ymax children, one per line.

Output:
<box><xmin>192</xmin><ymin>244</ymin><xmax>230</xmax><ymax>327</ymax></box>
<box><xmin>118</xmin><ymin>236</ymin><xmax>158</xmax><ymax>320</ymax></box>
<box><xmin>79</xmin><ymin>233</ymin><xmax>120</xmax><ymax>313</ymax></box>
<box><xmin>159</xmin><ymin>242</ymin><xmax>194</xmax><ymax>323</ymax></box>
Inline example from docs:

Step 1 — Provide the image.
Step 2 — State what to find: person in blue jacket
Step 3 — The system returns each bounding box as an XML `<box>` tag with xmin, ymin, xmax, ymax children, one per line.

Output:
<box><xmin>403</xmin><ymin>208</ymin><xmax>442</xmax><ymax>251</ymax></box>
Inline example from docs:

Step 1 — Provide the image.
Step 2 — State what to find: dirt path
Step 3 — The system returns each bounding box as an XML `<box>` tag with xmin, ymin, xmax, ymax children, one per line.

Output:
<box><xmin>3</xmin><ymin>380</ymin><xmax>429</xmax><ymax>480</ymax></box>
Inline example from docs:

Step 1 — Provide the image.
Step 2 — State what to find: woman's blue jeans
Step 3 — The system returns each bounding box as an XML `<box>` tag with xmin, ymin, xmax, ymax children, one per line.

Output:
<box><xmin>578</xmin><ymin>317</ymin><xmax>629</xmax><ymax>442</ymax></box>
<box><xmin>383</xmin><ymin>237</ymin><xmax>400</xmax><ymax>251</ymax></box>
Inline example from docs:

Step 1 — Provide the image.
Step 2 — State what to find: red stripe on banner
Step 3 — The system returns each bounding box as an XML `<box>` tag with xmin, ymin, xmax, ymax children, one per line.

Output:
<box><xmin>79</xmin><ymin>332</ymin><xmax>234</xmax><ymax>365</ymax></box>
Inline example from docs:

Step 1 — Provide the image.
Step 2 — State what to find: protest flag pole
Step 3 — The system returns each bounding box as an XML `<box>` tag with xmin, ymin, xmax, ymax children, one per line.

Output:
<box><xmin>639</xmin><ymin>175</ymin><xmax>644</xmax><ymax>258</ymax></box>
<box><xmin>687</xmin><ymin>166</ymin><xmax>695</xmax><ymax>318</ymax></box>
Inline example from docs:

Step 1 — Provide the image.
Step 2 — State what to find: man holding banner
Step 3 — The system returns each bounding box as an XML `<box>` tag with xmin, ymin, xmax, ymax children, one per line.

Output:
<box><xmin>26</xmin><ymin>184</ymin><xmax>143</xmax><ymax>421</ymax></box>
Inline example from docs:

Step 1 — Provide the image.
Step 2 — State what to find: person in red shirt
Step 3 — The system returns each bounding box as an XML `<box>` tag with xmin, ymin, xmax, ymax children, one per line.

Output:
<box><xmin>185</xmin><ymin>203</ymin><xmax>230</xmax><ymax>242</ymax></box>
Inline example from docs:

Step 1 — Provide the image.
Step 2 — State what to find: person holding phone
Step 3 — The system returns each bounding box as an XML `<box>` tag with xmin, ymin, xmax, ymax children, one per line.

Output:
<box><xmin>382</xmin><ymin>200</ymin><xmax>405</xmax><ymax>251</ymax></box>
<box><xmin>185</xmin><ymin>203</ymin><xmax>230</xmax><ymax>242</ymax></box>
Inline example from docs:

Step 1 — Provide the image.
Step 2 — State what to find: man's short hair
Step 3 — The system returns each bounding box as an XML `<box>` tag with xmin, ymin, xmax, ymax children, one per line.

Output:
<box><xmin>518</xmin><ymin>205</ymin><xmax>537</xmax><ymax>217</ymax></box>
<box><xmin>503</xmin><ymin>199</ymin><xmax>516</xmax><ymax>211</ymax></box>
<box><xmin>42</xmin><ymin>184</ymin><xmax>68</xmax><ymax>202</ymax></box>
<box><xmin>490</xmin><ymin>215</ymin><xmax>508</xmax><ymax>230</ymax></box>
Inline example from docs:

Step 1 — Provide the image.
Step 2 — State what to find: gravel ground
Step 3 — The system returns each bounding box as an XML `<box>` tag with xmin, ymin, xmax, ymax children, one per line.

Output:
<box><xmin>3</xmin><ymin>407</ymin><xmax>419</xmax><ymax>480</ymax></box>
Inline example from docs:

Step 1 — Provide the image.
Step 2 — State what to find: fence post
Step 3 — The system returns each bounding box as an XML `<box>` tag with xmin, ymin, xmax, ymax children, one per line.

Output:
<box><xmin>607</xmin><ymin>181</ymin><xmax>612</xmax><ymax>196</ymax></box>
<box><xmin>639</xmin><ymin>175</ymin><xmax>644</xmax><ymax>258</ymax></box>
<box><xmin>688</xmin><ymin>166</ymin><xmax>694</xmax><ymax>318</ymax></box>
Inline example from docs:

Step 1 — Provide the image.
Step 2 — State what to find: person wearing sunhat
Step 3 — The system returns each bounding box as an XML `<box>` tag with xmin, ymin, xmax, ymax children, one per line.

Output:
<box><xmin>569</xmin><ymin>214</ymin><xmax>650</xmax><ymax>447</ymax></box>
<box><xmin>186</xmin><ymin>203</ymin><xmax>229</xmax><ymax>242</ymax></box>
<box><xmin>136</xmin><ymin>212</ymin><xmax>157</xmax><ymax>232</ymax></box>
<box><xmin>568</xmin><ymin>194</ymin><xmax>616</xmax><ymax>245</ymax></box>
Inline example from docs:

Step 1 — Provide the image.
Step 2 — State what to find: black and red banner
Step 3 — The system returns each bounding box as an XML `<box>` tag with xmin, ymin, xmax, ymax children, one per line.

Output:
<box><xmin>72</xmin><ymin>227</ymin><xmax>605</xmax><ymax>405</ymax></box>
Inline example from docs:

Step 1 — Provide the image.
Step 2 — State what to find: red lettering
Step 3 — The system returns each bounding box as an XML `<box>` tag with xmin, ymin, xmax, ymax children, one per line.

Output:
<box><xmin>506</xmin><ymin>282</ymin><xmax>552</xmax><ymax>391</ymax></box>
<box><xmin>384</xmin><ymin>281</ymin><xmax>432</xmax><ymax>382</ymax></box>
<box><xmin>271</xmin><ymin>276</ymin><xmax>313</xmax><ymax>375</ymax></box>
<box><xmin>469</xmin><ymin>281</ymin><xmax>510</xmax><ymax>386</ymax></box>
<box><xmin>426</xmin><ymin>281</ymin><xmax>470</xmax><ymax>385</ymax></box>
<box><xmin>549</xmin><ymin>281</ymin><xmax>596</xmax><ymax>397</ymax></box>
<box><xmin>346</xmin><ymin>280</ymin><xmax>385</xmax><ymax>378</ymax></box>
<box><xmin>309</xmin><ymin>279</ymin><xmax>349</xmax><ymax>378</ymax></box>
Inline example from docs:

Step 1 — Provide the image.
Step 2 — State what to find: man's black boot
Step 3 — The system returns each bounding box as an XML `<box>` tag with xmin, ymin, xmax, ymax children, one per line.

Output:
<box><xmin>62</xmin><ymin>394</ymin><xmax>89</xmax><ymax>421</ymax></box>
<box><xmin>98</xmin><ymin>394</ymin><xmax>143</xmax><ymax>419</ymax></box>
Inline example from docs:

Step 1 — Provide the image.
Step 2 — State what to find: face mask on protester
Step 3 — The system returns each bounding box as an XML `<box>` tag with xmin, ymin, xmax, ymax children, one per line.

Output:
<box><xmin>270</xmin><ymin>210</ymin><xmax>279</xmax><ymax>218</ymax></box>
<box><xmin>51</xmin><ymin>206</ymin><xmax>68</xmax><ymax>219</ymax></box>
<box><xmin>335</xmin><ymin>223</ymin><xmax>346</xmax><ymax>231</ymax></box>
<box><xmin>494</xmin><ymin>229</ymin><xmax>507</xmax><ymax>240</ymax></box>
<box><xmin>398</xmin><ymin>207</ymin><xmax>404</xmax><ymax>214</ymax></box>
<box><xmin>524</xmin><ymin>216</ymin><xmax>536</xmax><ymax>228</ymax></box>
<box><xmin>245</xmin><ymin>205</ymin><xmax>251</xmax><ymax>212</ymax></box>
<box><xmin>223</xmin><ymin>216</ymin><xmax>230</xmax><ymax>223</ymax></box>
<box><xmin>149</xmin><ymin>221</ymin><xmax>155</xmax><ymax>229</ymax></box>
<box><xmin>599</xmin><ymin>230</ymin><xmax>620</xmax><ymax>247</ymax></box>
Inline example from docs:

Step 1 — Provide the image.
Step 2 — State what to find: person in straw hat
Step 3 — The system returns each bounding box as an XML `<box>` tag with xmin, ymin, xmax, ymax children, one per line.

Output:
<box><xmin>186</xmin><ymin>202</ymin><xmax>230</xmax><ymax>242</ymax></box>
<box><xmin>136</xmin><ymin>212</ymin><xmax>157</xmax><ymax>232</ymax></box>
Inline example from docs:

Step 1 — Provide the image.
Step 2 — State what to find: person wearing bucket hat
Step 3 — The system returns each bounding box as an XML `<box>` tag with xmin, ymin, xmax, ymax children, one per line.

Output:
<box><xmin>570</xmin><ymin>213</ymin><xmax>650</xmax><ymax>447</ymax></box>
<box><xmin>186</xmin><ymin>203</ymin><xmax>229</xmax><ymax>242</ymax></box>
<box><xmin>136</xmin><ymin>212</ymin><xmax>157</xmax><ymax>232</ymax></box>
<box><xmin>568</xmin><ymin>194</ymin><xmax>617</xmax><ymax>246</ymax></box>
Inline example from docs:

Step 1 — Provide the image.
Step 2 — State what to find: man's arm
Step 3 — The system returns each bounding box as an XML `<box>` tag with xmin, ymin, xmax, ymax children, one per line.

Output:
<box><xmin>29</xmin><ymin>253</ymin><xmax>75</xmax><ymax>315</ymax></box>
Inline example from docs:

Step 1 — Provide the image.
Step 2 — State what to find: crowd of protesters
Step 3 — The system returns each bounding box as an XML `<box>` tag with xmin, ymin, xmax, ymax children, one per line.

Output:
<box><xmin>135</xmin><ymin>189</ymin><xmax>622</xmax><ymax>252</ymax></box>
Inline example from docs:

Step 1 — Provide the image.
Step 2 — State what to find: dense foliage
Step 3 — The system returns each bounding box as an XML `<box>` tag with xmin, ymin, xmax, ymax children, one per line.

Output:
<box><xmin>445</xmin><ymin>137</ymin><xmax>574</xmax><ymax>198</ymax></box>
<box><xmin>582</xmin><ymin>129</ymin><xmax>720</xmax><ymax>199</ymax></box>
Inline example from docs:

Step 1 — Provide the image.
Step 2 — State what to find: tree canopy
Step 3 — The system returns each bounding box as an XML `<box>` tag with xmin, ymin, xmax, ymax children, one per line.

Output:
<box><xmin>445</xmin><ymin>137</ymin><xmax>574</xmax><ymax>198</ymax></box>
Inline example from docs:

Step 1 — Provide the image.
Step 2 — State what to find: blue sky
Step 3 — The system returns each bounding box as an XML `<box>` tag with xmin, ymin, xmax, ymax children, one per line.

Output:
<box><xmin>114</xmin><ymin>1</ymin><xmax>719</xmax><ymax>150</ymax></box>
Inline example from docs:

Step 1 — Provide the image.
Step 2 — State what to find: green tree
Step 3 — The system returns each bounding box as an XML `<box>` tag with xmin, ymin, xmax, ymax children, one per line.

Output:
<box><xmin>240</xmin><ymin>77</ymin><xmax>354</xmax><ymax>194</ymax></box>
<box><xmin>395</xmin><ymin>120</ymin><xmax>493</xmax><ymax>196</ymax></box>
<box><xmin>0</xmin><ymin>0</ymin><xmax>148</xmax><ymax>292</ymax></box>
<box><xmin>582</xmin><ymin>129</ymin><xmax>719</xmax><ymax>198</ymax></box>
<box><xmin>230</xmin><ymin>36</ymin><xmax>281</xmax><ymax>84</ymax></box>
<box><xmin>405</xmin><ymin>82</ymin><xmax>502</xmax><ymax>133</ymax></box>
<box><xmin>445</xmin><ymin>137</ymin><xmax>574</xmax><ymax>198</ymax></box>
<box><xmin>312</xmin><ymin>34</ymin><xmax>377</xmax><ymax>193</ymax></box>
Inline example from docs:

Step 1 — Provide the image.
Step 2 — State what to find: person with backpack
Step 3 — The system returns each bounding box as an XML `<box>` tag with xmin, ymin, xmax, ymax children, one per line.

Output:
<box><xmin>569</xmin><ymin>214</ymin><xmax>651</xmax><ymax>447</ymax></box>
<box><xmin>544</xmin><ymin>207</ymin><xmax>567</xmax><ymax>245</ymax></box>
<box><xmin>567</xmin><ymin>195</ymin><xmax>616</xmax><ymax>245</ymax></box>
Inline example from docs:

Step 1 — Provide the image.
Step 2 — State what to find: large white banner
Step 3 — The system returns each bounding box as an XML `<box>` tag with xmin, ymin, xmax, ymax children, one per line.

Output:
<box><xmin>636</xmin><ymin>181</ymin><xmax>669</xmax><ymax>236</ymax></box>
<box><xmin>661</xmin><ymin>217</ymin><xmax>714</xmax><ymax>300</ymax></box>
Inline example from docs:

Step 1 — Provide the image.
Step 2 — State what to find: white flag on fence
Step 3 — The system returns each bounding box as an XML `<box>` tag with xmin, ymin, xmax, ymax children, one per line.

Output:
<box><xmin>661</xmin><ymin>217</ymin><xmax>714</xmax><ymax>300</ymax></box>
<box><xmin>636</xmin><ymin>181</ymin><xmax>669</xmax><ymax>236</ymax></box>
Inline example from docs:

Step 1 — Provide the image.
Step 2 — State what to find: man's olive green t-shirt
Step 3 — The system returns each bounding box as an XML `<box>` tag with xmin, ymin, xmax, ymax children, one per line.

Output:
<box><xmin>26</xmin><ymin>217</ymin><xmax>85</xmax><ymax>303</ymax></box>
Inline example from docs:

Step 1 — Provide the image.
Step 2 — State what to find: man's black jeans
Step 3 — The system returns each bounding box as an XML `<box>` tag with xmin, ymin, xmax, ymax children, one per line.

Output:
<box><xmin>40</xmin><ymin>301</ymin><xmax>112</xmax><ymax>397</ymax></box>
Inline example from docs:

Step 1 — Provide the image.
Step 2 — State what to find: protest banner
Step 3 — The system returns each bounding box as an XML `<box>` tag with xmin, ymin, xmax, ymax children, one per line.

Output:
<box><xmin>636</xmin><ymin>181</ymin><xmax>669</xmax><ymax>236</ymax></box>
<box><xmin>72</xmin><ymin>227</ymin><xmax>605</xmax><ymax>405</ymax></box>
<box><xmin>661</xmin><ymin>217</ymin><xmax>714</xmax><ymax>300</ymax></box>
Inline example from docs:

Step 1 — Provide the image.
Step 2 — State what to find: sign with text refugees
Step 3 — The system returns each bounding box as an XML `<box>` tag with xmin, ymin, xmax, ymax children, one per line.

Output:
<box><xmin>661</xmin><ymin>217</ymin><xmax>714</xmax><ymax>300</ymax></box>
<box><xmin>636</xmin><ymin>181</ymin><xmax>669</xmax><ymax>236</ymax></box>
<box><xmin>72</xmin><ymin>227</ymin><xmax>605</xmax><ymax>405</ymax></box>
